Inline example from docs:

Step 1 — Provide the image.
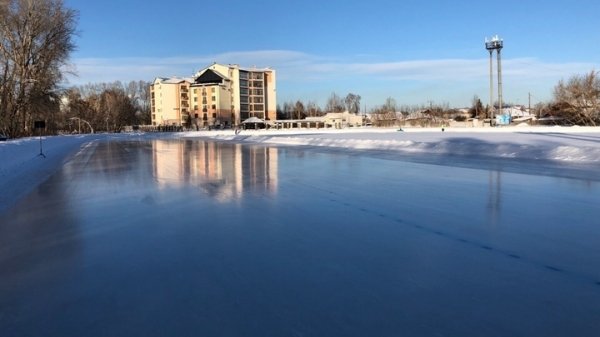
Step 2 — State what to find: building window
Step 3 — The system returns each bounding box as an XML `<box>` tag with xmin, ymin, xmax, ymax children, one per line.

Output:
<box><xmin>194</xmin><ymin>113</ymin><xmax>199</xmax><ymax>118</ymax></box>
<box><xmin>194</xmin><ymin>97</ymin><xmax>197</xmax><ymax>102</ymax></box>
<box><xmin>194</xmin><ymin>88</ymin><xmax>198</xmax><ymax>94</ymax></box>
<box><xmin>211</xmin><ymin>87</ymin><xmax>215</xmax><ymax>93</ymax></box>
<box><xmin>193</xmin><ymin>105</ymin><xmax>198</xmax><ymax>110</ymax></box>
<box><xmin>212</xmin><ymin>113</ymin><xmax>217</xmax><ymax>118</ymax></box>
<box><xmin>212</xmin><ymin>96</ymin><xmax>216</xmax><ymax>101</ymax></box>
<box><xmin>212</xmin><ymin>104</ymin><xmax>216</xmax><ymax>109</ymax></box>
<box><xmin>240</xmin><ymin>80</ymin><xmax>248</xmax><ymax>87</ymax></box>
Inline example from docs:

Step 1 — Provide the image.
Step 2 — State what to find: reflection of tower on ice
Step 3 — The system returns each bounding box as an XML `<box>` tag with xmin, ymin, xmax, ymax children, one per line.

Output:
<box><xmin>485</xmin><ymin>35</ymin><xmax>504</xmax><ymax>120</ymax></box>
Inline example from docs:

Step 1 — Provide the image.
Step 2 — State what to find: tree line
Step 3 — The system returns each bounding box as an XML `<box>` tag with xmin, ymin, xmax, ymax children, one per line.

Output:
<box><xmin>541</xmin><ymin>70</ymin><xmax>600</xmax><ymax>125</ymax></box>
<box><xmin>0</xmin><ymin>0</ymin><xmax>151</xmax><ymax>137</ymax></box>
<box><xmin>0</xmin><ymin>0</ymin><xmax>76</xmax><ymax>137</ymax></box>
<box><xmin>63</xmin><ymin>81</ymin><xmax>150</xmax><ymax>133</ymax></box>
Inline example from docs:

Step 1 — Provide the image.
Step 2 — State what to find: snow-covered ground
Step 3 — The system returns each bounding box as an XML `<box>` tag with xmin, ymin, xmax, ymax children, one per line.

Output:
<box><xmin>2</xmin><ymin>126</ymin><xmax>600</xmax><ymax>212</ymax></box>
<box><xmin>0</xmin><ymin>133</ymin><xmax>140</xmax><ymax>213</ymax></box>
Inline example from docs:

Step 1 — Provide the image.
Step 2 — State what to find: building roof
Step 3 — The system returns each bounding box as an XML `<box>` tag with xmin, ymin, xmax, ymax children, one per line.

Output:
<box><xmin>153</xmin><ymin>77</ymin><xmax>193</xmax><ymax>84</ymax></box>
<box><xmin>194</xmin><ymin>68</ymin><xmax>227</xmax><ymax>85</ymax></box>
<box><xmin>201</xmin><ymin>62</ymin><xmax>274</xmax><ymax>74</ymax></box>
<box><xmin>242</xmin><ymin>117</ymin><xmax>265</xmax><ymax>124</ymax></box>
<box><xmin>239</xmin><ymin>66</ymin><xmax>273</xmax><ymax>72</ymax></box>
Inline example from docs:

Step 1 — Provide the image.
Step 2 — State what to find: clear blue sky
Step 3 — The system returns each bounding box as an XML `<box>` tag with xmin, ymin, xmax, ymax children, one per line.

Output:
<box><xmin>65</xmin><ymin>0</ymin><xmax>600</xmax><ymax>108</ymax></box>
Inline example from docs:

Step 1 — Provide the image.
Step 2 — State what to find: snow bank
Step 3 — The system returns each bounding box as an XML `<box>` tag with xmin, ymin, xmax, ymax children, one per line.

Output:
<box><xmin>0</xmin><ymin>135</ymin><xmax>99</xmax><ymax>212</ymax></box>
<box><xmin>180</xmin><ymin>127</ymin><xmax>600</xmax><ymax>163</ymax></box>
<box><xmin>0</xmin><ymin>133</ymin><xmax>146</xmax><ymax>213</ymax></box>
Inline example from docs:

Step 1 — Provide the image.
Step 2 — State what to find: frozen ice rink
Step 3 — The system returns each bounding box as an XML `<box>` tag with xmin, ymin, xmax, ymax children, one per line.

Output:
<box><xmin>1</xmin><ymin>137</ymin><xmax>599</xmax><ymax>336</ymax></box>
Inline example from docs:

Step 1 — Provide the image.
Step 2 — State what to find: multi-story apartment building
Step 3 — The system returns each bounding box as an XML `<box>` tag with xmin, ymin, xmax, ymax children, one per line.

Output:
<box><xmin>150</xmin><ymin>77</ymin><xmax>193</xmax><ymax>126</ymax></box>
<box><xmin>150</xmin><ymin>63</ymin><xmax>276</xmax><ymax>128</ymax></box>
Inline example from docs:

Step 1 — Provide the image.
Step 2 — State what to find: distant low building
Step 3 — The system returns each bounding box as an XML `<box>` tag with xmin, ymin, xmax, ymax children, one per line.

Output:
<box><xmin>321</xmin><ymin>111</ymin><xmax>364</xmax><ymax>128</ymax></box>
<box><xmin>272</xmin><ymin>111</ymin><xmax>364</xmax><ymax>129</ymax></box>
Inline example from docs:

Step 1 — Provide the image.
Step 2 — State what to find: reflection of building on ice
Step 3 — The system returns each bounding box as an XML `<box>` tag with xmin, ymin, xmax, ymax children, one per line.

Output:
<box><xmin>153</xmin><ymin>140</ymin><xmax>186</xmax><ymax>188</ymax></box>
<box><xmin>152</xmin><ymin>140</ymin><xmax>277</xmax><ymax>201</ymax></box>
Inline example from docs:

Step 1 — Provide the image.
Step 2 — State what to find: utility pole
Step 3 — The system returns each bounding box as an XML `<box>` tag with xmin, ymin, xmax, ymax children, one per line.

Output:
<box><xmin>489</xmin><ymin>49</ymin><xmax>494</xmax><ymax>118</ymax></box>
<box><xmin>485</xmin><ymin>35</ymin><xmax>504</xmax><ymax>124</ymax></box>
<box><xmin>497</xmin><ymin>47</ymin><xmax>503</xmax><ymax>116</ymax></box>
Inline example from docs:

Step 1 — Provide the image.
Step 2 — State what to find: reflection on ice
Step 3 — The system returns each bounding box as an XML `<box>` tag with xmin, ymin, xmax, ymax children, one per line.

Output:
<box><xmin>487</xmin><ymin>171</ymin><xmax>502</xmax><ymax>225</ymax></box>
<box><xmin>152</xmin><ymin>140</ymin><xmax>278</xmax><ymax>201</ymax></box>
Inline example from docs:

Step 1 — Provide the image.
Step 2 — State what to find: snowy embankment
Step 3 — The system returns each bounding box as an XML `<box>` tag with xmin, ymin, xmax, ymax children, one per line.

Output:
<box><xmin>181</xmin><ymin>126</ymin><xmax>600</xmax><ymax>163</ymax></box>
<box><xmin>0</xmin><ymin>134</ymin><xmax>148</xmax><ymax>213</ymax></box>
<box><xmin>0</xmin><ymin>135</ymin><xmax>100</xmax><ymax>212</ymax></box>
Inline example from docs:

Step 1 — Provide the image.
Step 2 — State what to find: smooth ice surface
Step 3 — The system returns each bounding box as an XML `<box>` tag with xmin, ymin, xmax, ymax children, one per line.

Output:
<box><xmin>1</xmin><ymin>137</ymin><xmax>600</xmax><ymax>336</ymax></box>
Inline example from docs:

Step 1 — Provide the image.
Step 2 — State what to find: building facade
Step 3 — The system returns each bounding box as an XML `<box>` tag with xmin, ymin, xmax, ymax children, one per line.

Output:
<box><xmin>150</xmin><ymin>63</ymin><xmax>276</xmax><ymax>128</ymax></box>
<box><xmin>150</xmin><ymin>77</ymin><xmax>193</xmax><ymax>126</ymax></box>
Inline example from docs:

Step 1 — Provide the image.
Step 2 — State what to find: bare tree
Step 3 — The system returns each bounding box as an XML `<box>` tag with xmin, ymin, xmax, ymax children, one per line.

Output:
<box><xmin>305</xmin><ymin>101</ymin><xmax>322</xmax><ymax>117</ymax></box>
<box><xmin>0</xmin><ymin>0</ymin><xmax>78</xmax><ymax>137</ymax></box>
<box><xmin>469</xmin><ymin>95</ymin><xmax>485</xmax><ymax>119</ymax></box>
<box><xmin>283</xmin><ymin>101</ymin><xmax>294</xmax><ymax>119</ymax></box>
<box><xmin>553</xmin><ymin>70</ymin><xmax>600</xmax><ymax>125</ymax></box>
<box><xmin>370</xmin><ymin>97</ymin><xmax>398</xmax><ymax>127</ymax></box>
<box><xmin>64</xmin><ymin>81</ymin><xmax>149</xmax><ymax>132</ymax></box>
<box><xmin>383</xmin><ymin>97</ymin><xmax>396</xmax><ymax>113</ymax></box>
<box><xmin>344</xmin><ymin>93</ymin><xmax>361</xmax><ymax>114</ymax></box>
<box><xmin>325</xmin><ymin>92</ymin><xmax>345</xmax><ymax>112</ymax></box>
<box><xmin>293</xmin><ymin>100</ymin><xmax>305</xmax><ymax>119</ymax></box>
<box><xmin>100</xmin><ymin>88</ymin><xmax>137</xmax><ymax>131</ymax></box>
